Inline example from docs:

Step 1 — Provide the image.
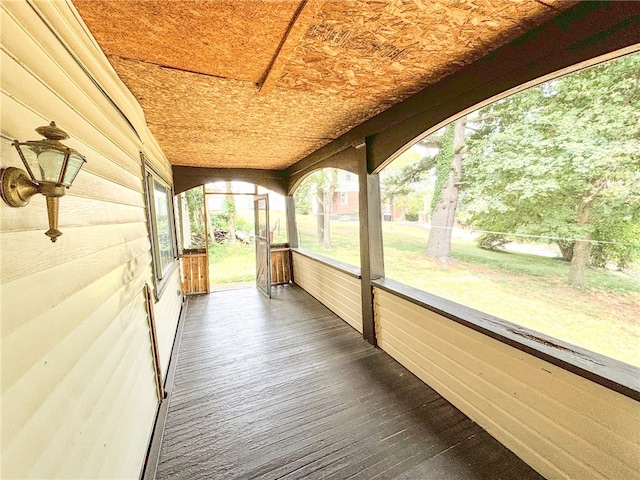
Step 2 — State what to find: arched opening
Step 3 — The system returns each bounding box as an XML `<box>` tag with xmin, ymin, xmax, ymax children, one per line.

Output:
<box><xmin>378</xmin><ymin>52</ymin><xmax>639</xmax><ymax>367</ymax></box>
<box><xmin>292</xmin><ymin>168</ymin><xmax>361</xmax><ymax>267</ymax></box>
<box><xmin>175</xmin><ymin>181</ymin><xmax>290</xmax><ymax>294</ymax></box>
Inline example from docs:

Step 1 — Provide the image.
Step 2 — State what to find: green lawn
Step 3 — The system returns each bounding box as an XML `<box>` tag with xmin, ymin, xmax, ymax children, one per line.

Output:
<box><xmin>210</xmin><ymin>214</ymin><xmax>640</xmax><ymax>367</ymax></box>
<box><xmin>207</xmin><ymin>208</ymin><xmax>287</xmax><ymax>284</ymax></box>
<box><xmin>209</xmin><ymin>241</ymin><xmax>256</xmax><ymax>284</ymax></box>
<box><xmin>297</xmin><ymin>216</ymin><xmax>361</xmax><ymax>265</ymax></box>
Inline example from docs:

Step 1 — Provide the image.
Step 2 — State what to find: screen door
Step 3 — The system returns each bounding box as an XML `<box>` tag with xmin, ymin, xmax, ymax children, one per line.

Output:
<box><xmin>254</xmin><ymin>195</ymin><xmax>271</xmax><ymax>298</ymax></box>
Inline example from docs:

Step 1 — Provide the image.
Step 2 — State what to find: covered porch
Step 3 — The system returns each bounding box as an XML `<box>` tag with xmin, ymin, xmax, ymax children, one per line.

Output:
<box><xmin>2</xmin><ymin>1</ymin><xmax>638</xmax><ymax>479</ymax></box>
<box><xmin>151</xmin><ymin>285</ymin><xmax>541</xmax><ymax>480</ymax></box>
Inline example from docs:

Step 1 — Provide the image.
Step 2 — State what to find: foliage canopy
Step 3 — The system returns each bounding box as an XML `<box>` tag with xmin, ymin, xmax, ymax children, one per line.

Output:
<box><xmin>463</xmin><ymin>53</ymin><xmax>640</xmax><ymax>269</ymax></box>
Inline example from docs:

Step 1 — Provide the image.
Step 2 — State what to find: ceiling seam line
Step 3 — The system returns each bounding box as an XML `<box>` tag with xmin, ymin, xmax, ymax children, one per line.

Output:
<box><xmin>532</xmin><ymin>0</ymin><xmax>563</xmax><ymax>14</ymax></box>
<box><xmin>108</xmin><ymin>54</ymin><xmax>253</xmax><ymax>83</ymax></box>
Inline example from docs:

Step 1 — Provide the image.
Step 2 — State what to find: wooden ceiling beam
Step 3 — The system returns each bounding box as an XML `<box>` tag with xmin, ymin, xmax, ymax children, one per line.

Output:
<box><xmin>172</xmin><ymin>166</ymin><xmax>288</xmax><ymax>196</ymax></box>
<box><xmin>259</xmin><ymin>0</ymin><xmax>323</xmax><ymax>94</ymax></box>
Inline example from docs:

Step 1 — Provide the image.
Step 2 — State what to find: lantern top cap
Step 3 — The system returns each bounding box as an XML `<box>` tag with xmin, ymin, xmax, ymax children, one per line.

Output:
<box><xmin>35</xmin><ymin>122</ymin><xmax>69</xmax><ymax>142</ymax></box>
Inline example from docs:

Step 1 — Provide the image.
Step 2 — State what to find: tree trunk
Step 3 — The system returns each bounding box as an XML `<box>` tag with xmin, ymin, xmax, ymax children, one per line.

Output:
<box><xmin>321</xmin><ymin>181</ymin><xmax>336</xmax><ymax>249</ymax></box>
<box><xmin>225</xmin><ymin>182</ymin><xmax>236</xmax><ymax>244</ymax></box>
<box><xmin>226</xmin><ymin>200</ymin><xmax>236</xmax><ymax>245</ymax></box>
<box><xmin>568</xmin><ymin>196</ymin><xmax>592</xmax><ymax>287</ymax></box>
<box><xmin>227</xmin><ymin>208</ymin><xmax>236</xmax><ymax>244</ymax></box>
<box><xmin>316</xmin><ymin>188</ymin><xmax>325</xmax><ymax>243</ymax></box>
<box><xmin>426</xmin><ymin>117</ymin><xmax>466</xmax><ymax>263</ymax></box>
<box><xmin>556</xmin><ymin>241</ymin><xmax>574</xmax><ymax>261</ymax></box>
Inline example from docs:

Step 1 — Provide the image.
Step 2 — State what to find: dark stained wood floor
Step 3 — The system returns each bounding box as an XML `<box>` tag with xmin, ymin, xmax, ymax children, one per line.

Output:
<box><xmin>156</xmin><ymin>285</ymin><xmax>543</xmax><ymax>480</ymax></box>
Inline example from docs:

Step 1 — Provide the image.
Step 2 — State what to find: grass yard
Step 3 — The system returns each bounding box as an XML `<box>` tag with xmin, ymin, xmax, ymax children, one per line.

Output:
<box><xmin>209</xmin><ymin>213</ymin><xmax>639</xmax><ymax>366</ymax></box>
<box><xmin>384</xmin><ymin>239</ymin><xmax>639</xmax><ymax>367</ymax></box>
<box><xmin>207</xmin><ymin>206</ymin><xmax>288</xmax><ymax>285</ymax></box>
<box><xmin>296</xmin><ymin>215</ymin><xmax>640</xmax><ymax>367</ymax></box>
<box><xmin>209</xmin><ymin>241</ymin><xmax>256</xmax><ymax>284</ymax></box>
<box><xmin>297</xmin><ymin>215</ymin><xmax>361</xmax><ymax>266</ymax></box>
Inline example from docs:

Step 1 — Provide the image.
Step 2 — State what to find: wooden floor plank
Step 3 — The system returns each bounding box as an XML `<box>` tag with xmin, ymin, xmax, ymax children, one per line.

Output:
<box><xmin>156</xmin><ymin>285</ymin><xmax>543</xmax><ymax>480</ymax></box>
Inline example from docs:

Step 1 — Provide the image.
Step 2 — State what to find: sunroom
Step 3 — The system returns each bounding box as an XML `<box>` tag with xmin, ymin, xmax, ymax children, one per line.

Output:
<box><xmin>1</xmin><ymin>1</ymin><xmax>638</xmax><ymax>479</ymax></box>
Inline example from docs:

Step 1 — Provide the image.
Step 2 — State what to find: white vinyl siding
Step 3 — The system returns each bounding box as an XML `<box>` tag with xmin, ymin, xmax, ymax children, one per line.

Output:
<box><xmin>0</xmin><ymin>2</ymin><xmax>182</xmax><ymax>478</ymax></box>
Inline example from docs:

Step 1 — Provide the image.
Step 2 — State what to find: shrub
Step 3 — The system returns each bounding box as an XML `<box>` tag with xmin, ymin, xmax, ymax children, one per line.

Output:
<box><xmin>405</xmin><ymin>211</ymin><xmax>419</xmax><ymax>222</ymax></box>
<box><xmin>477</xmin><ymin>233</ymin><xmax>509</xmax><ymax>251</ymax></box>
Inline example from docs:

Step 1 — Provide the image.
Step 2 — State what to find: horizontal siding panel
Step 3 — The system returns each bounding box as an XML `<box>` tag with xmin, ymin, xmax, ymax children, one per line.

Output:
<box><xmin>375</xmin><ymin>297</ymin><xmax>639</xmax><ymax>473</ymax></box>
<box><xmin>0</xmin><ymin>238</ymin><xmax>151</xmax><ymax>337</ymax></box>
<box><xmin>0</xmin><ymin>109</ymin><xmax>143</xmax><ymax>194</ymax></box>
<box><xmin>376</xmin><ymin>316</ymin><xmax>633</xmax><ymax>477</ymax></box>
<box><xmin>63</xmin><ymin>168</ymin><xmax>144</xmax><ymax>207</ymax></box>
<box><xmin>292</xmin><ymin>252</ymin><xmax>362</xmax><ymax>332</ymax></box>
<box><xmin>0</xmin><ymin>90</ymin><xmax>142</xmax><ymax>191</ymax></box>
<box><xmin>69</xmin><ymin>296</ymin><xmax>156</xmax><ymax>479</ymax></box>
<box><xmin>0</xmin><ymin>63</ymin><xmax>141</xmax><ymax>181</ymax></box>
<box><xmin>154</xmin><ymin>267</ymin><xmax>183</xmax><ymax>377</ymax></box>
<box><xmin>84</xmin><ymin>349</ymin><xmax>158</xmax><ymax>480</ymax></box>
<box><xmin>375</xmin><ymin>338</ymin><xmax>568</xmax><ymax>478</ymax></box>
<box><xmin>0</xmin><ymin>2</ymin><xmax>181</xmax><ymax>479</ymax></box>
<box><xmin>292</xmin><ymin>256</ymin><xmax>361</xmax><ymax>315</ymax></box>
<box><xmin>375</xmin><ymin>292</ymin><xmax>636</xmax><ymax>443</ymax></box>
<box><xmin>295</xmin><ymin>262</ymin><xmax>360</xmax><ymax>297</ymax></box>
<box><xmin>292</xmin><ymin>272</ymin><xmax>362</xmax><ymax>330</ymax></box>
<box><xmin>292</xmin><ymin>253</ymin><xmax>361</xmax><ymax>293</ymax></box>
<box><xmin>0</xmin><ymin>222</ymin><xmax>149</xmax><ymax>285</ymax></box>
<box><xmin>300</xmin><ymin>294</ymin><xmax>360</xmax><ymax>332</ymax></box>
<box><xmin>374</xmin><ymin>288</ymin><xmax>640</xmax><ymax>480</ymax></box>
<box><xmin>0</xmin><ymin>21</ymin><xmax>142</xmax><ymax>175</ymax></box>
<box><xmin>0</xmin><ymin>193</ymin><xmax>145</xmax><ymax>233</ymax></box>
<box><xmin>3</xmin><ymin>292</ymin><xmax>156</xmax><ymax>479</ymax></box>
<box><xmin>1</xmin><ymin>259</ymin><xmax>151</xmax><ymax>407</ymax></box>
<box><xmin>293</xmin><ymin>262</ymin><xmax>361</xmax><ymax>311</ymax></box>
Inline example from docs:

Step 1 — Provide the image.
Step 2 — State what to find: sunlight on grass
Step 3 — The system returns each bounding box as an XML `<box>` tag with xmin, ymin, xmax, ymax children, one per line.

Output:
<box><xmin>209</xmin><ymin>213</ymin><xmax>639</xmax><ymax>366</ymax></box>
<box><xmin>297</xmin><ymin>214</ymin><xmax>361</xmax><ymax>266</ymax></box>
<box><xmin>208</xmin><ymin>209</ymin><xmax>286</xmax><ymax>285</ymax></box>
<box><xmin>382</xmin><ymin>223</ymin><xmax>640</xmax><ymax>367</ymax></box>
<box><xmin>296</xmin><ymin>216</ymin><xmax>639</xmax><ymax>366</ymax></box>
<box><xmin>209</xmin><ymin>242</ymin><xmax>255</xmax><ymax>284</ymax></box>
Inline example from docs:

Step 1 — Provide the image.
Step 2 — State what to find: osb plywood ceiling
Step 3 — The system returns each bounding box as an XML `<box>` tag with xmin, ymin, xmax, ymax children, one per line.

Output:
<box><xmin>73</xmin><ymin>0</ymin><xmax>575</xmax><ymax>170</ymax></box>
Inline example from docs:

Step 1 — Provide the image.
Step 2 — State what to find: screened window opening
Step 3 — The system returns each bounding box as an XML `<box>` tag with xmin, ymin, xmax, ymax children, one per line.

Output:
<box><xmin>153</xmin><ymin>178</ymin><xmax>175</xmax><ymax>274</ymax></box>
<box><xmin>144</xmin><ymin>159</ymin><xmax>178</xmax><ymax>297</ymax></box>
<box><xmin>379</xmin><ymin>53</ymin><xmax>640</xmax><ymax>367</ymax></box>
<box><xmin>294</xmin><ymin>168</ymin><xmax>360</xmax><ymax>267</ymax></box>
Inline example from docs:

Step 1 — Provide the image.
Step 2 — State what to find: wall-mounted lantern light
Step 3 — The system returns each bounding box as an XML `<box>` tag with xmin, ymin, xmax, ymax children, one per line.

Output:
<box><xmin>0</xmin><ymin>121</ymin><xmax>86</xmax><ymax>242</ymax></box>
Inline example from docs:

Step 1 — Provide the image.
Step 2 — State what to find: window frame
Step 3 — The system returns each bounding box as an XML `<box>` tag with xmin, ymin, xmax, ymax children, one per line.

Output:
<box><xmin>370</xmin><ymin>52</ymin><xmax>640</xmax><ymax>400</ymax></box>
<box><xmin>142</xmin><ymin>154</ymin><xmax>179</xmax><ymax>300</ymax></box>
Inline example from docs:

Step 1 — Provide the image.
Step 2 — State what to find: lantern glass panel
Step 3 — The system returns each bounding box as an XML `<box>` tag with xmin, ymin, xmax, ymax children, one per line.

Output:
<box><xmin>17</xmin><ymin>145</ymin><xmax>43</xmax><ymax>182</ymax></box>
<box><xmin>62</xmin><ymin>154</ymin><xmax>86</xmax><ymax>186</ymax></box>
<box><xmin>34</xmin><ymin>148</ymin><xmax>66</xmax><ymax>183</ymax></box>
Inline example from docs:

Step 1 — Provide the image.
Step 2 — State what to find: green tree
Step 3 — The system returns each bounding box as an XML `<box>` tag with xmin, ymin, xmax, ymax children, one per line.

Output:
<box><xmin>293</xmin><ymin>179</ymin><xmax>311</xmax><ymax>215</ymax></box>
<box><xmin>394</xmin><ymin>190</ymin><xmax>424</xmax><ymax>221</ymax></box>
<box><xmin>382</xmin><ymin>119</ymin><xmax>467</xmax><ymax>263</ymax></box>
<box><xmin>224</xmin><ymin>181</ymin><xmax>236</xmax><ymax>244</ymax></box>
<box><xmin>186</xmin><ymin>186</ymin><xmax>204</xmax><ymax>233</ymax></box>
<box><xmin>382</xmin><ymin>145</ymin><xmax>434</xmax><ymax>223</ymax></box>
<box><xmin>425</xmin><ymin>117</ymin><xmax>467</xmax><ymax>262</ymax></box>
<box><xmin>463</xmin><ymin>53</ymin><xmax>640</xmax><ymax>286</ymax></box>
<box><xmin>315</xmin><ymin>168</ymin><xmax>338</xmax><ymax>248</ymax></box>
<box><xmin>295</xmin><ymin>168</ymin><xmax>339</xmax><ymax>249</ymax></box>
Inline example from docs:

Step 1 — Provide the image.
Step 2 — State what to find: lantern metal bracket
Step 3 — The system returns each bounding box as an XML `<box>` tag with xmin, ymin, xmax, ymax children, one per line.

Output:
<box><xmin>0</xmin><ymin>167</ymin><xmax>39</xmax><ymax>207</ymax></box>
